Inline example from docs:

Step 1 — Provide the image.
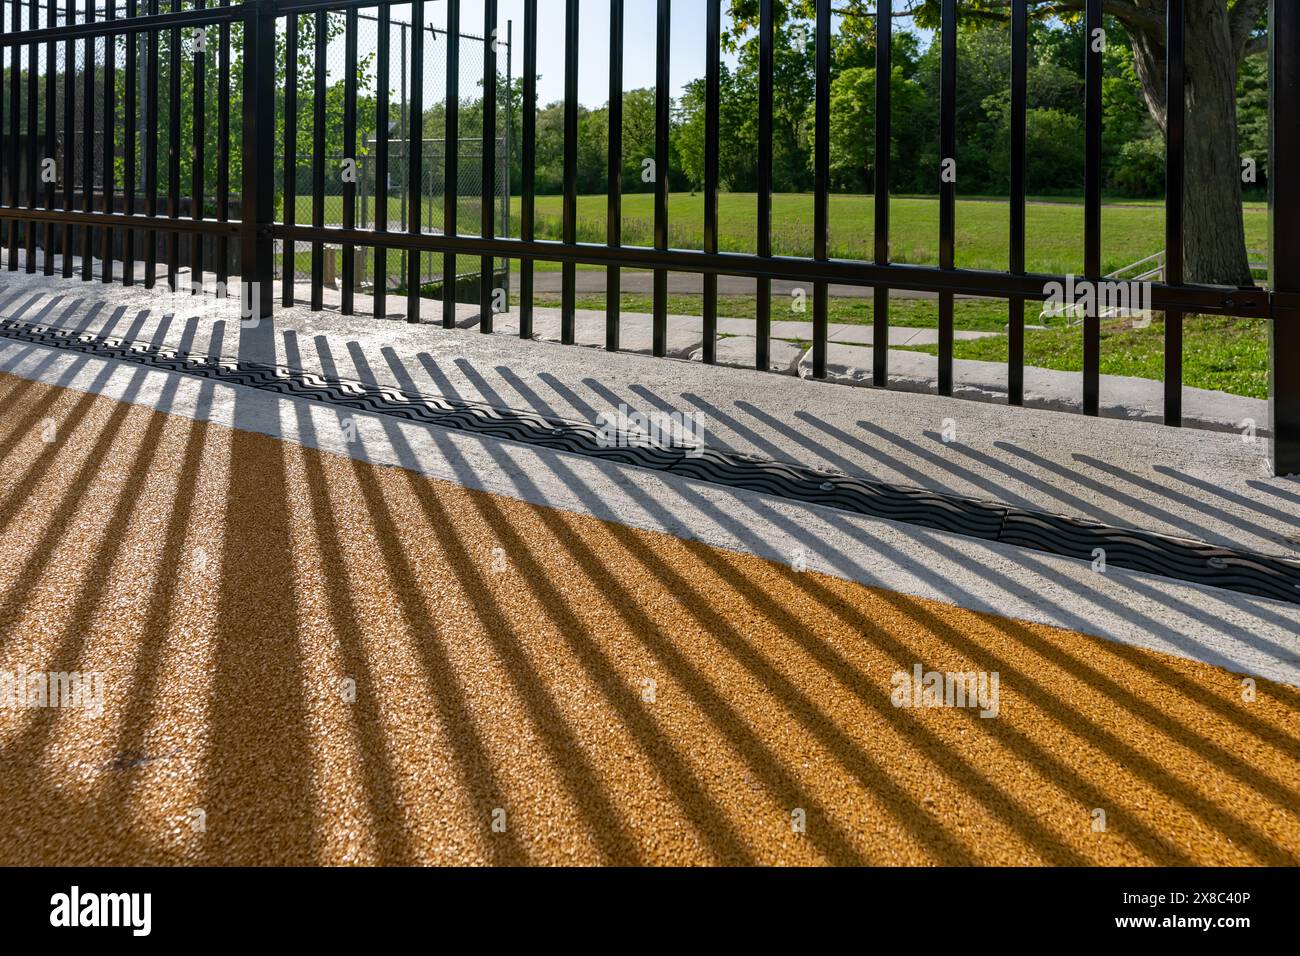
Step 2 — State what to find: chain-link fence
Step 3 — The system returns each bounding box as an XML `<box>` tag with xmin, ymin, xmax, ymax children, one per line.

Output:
<box><xmin>276</xmin><ymin>11</ymin><xmax>513</xmax><ymax>303</ymax></box>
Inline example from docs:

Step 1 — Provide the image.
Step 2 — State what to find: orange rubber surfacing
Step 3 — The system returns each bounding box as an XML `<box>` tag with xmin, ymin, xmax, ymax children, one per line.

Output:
<box><xmin>0</xmin><ymin>369</ymin><xmax>1297</xmax><ymax>866</ymax></box>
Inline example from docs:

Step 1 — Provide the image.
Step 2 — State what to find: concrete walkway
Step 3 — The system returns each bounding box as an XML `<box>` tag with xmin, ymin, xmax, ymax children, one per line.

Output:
<box><xmin>34</xmin><ymin>257</ymin><xmax>1261</xmax><ymax>433</ymax></box>
<box><xmin>0</xmin><ymin>268</ymin><xmax>1296</xmax><ymax>686</ymax></box>
<box><xmin>279</xmin><ymin>273</ymin><xmax>1259</xmax><ymax>434</ymax></box>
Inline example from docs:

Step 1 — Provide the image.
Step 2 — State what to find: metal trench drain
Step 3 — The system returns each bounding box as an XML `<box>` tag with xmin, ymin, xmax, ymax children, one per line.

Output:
<box><xmin>4</xmin><ymin>315</ymin><xmax>1299</xmax><ymax>606</ymax></box>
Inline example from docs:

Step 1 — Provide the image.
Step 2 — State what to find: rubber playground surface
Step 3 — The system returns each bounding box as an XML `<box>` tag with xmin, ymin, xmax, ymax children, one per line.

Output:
<box><xmin>0</xmin><ymin>370</ymin><xmax>1297</xmax><ymax>866</ymax></box>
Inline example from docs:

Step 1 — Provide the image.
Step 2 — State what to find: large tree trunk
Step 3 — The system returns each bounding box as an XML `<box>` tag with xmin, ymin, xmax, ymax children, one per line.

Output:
<box><xmin>1128</xmin><ymin>0</ymin><xmax>1255</xmax><ymax>286</ymax></box>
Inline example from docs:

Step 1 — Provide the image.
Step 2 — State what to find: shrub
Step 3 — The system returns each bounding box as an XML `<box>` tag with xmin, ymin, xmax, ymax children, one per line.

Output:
<box><xmin>1110</xmin><ymin>135</ymin><xmax>1166</xmax><ymax>197</ymax></box>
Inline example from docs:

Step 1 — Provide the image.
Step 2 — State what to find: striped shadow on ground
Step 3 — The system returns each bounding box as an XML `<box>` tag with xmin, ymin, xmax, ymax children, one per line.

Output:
<box><xmin>1</xmin><ymin>314</ymin><xmax>1297</xmax><ymax>606</ymax></box>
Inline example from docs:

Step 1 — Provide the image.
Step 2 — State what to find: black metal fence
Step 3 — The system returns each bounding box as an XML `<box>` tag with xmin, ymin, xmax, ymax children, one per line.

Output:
<box><xmin>0</xmin><ymin>0</ymin><xmax>1297</xmax><ymax>476</ymax></box>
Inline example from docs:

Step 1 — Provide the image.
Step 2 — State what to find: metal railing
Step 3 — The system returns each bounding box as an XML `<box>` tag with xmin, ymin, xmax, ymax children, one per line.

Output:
<box><xmin>1037</xmin><ymin>249</ymin><xmax>1269</xmax><ymax>323</ymax></box>
<box><xmin>0</xmin><ymin>0</ymin><xmax>1296</xmax><ymax>475</ymax></box>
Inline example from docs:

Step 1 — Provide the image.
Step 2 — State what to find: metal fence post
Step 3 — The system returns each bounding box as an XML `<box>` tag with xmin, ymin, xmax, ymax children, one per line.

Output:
<box><xmin>1271</xmin><ymin>0</ymin><xmax>1300</xmax><ymax>476</ymax></box>
<box><xmin>241</xmin><ymin>0</ymin><xmax>276</xmax><ymax>324</ymax></box>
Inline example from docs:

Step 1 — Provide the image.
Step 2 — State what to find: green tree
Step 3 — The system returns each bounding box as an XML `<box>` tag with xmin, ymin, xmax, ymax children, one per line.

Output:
<box><xmin>819</xmin><ymin>64</ymin><xmax>927</xmax><ymax>192</ymax></box>
<box><xmin>728</xmin><ymin>0</ymin><xmax>1268</xmax><ymax>286</ymax></box>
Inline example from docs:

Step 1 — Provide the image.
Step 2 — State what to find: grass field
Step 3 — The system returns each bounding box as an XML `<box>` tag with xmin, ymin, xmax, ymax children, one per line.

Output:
<box><xmin>900</xmin><ymin>315</ymin><xmax>1270</xmax><ymax>399</ymax></box>
<box><xmin>310</xmin><ymin>191</ymin><xmax>1268</xmax><ymax>276</ymax></box>
<box><xmin>521</xmin><ymin>193</ymin><xmax>1270</xmax><ymax>276</ymax></box>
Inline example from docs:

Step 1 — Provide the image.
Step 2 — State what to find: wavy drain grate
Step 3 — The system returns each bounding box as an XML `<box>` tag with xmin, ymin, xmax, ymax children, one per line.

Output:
<box><xmin>3</xmin><ymin>316</ymin><xmax>1298</xmax><ymax>605</ymax></box>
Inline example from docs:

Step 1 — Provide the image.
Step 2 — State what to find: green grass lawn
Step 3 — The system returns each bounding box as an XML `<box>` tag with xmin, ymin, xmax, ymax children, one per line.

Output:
<box><xmin>528</xmin><ymin>193</ymin><xmax>1268</xmax><ymax>275</ymax></box>
<box><xmin>898</xmin><ymin>314</ymin><xmax>1269</xmax><ymax>399</ymax></box>
<box><xmin>298</xmin><ymin>191</ymin><xmax>1268</xmax><ymax>277</ymax></box>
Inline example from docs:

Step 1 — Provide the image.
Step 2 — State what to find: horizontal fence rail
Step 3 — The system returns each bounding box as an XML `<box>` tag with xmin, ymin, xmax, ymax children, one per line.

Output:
<box><xmin>0</xmin><ymin>0</ymin><xmax>1295</xmax><ymax>476</ymax></box>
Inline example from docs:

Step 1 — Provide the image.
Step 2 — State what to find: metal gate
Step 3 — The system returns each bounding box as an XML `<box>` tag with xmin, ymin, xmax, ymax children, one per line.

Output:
<box><xmin>0</xmin><ymin>0</ymin><xmax>1296</xmax><ymax>475</ymax></box>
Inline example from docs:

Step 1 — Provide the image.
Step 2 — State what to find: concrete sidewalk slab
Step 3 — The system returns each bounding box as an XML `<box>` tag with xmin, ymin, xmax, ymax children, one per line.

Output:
<box><xmin>0</xmin><ymin>270</ymin><xmax>1288</xmax><ymax>553</ymax></box>
<box><xmin>687</xmin><ymin>335</ymin><xmax>806</xmax><ymax>373</ymax></box>
<box><xmin>827</xmin><ymin>325</ymin><xmax>999</xmax><ymax>346</ymax></box>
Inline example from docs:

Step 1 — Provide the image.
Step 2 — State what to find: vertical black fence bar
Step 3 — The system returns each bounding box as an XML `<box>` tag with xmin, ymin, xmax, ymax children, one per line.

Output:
<box><xmin>26</xmin><ymin>0</ymin><xmax>38</xmax><ymax>273</ymax></box>
<box><xmin>560</xmin><ymin>0</ymin><xmax>576</xmax><ymax>344</ymax></box>
<box><xmin>167</xmin><ymin>0</ymin><xmax>180</xmax><ymax>289</ymax></box>
<box><xmin>1082</xmin><ymin>0</ymin><xmax>1102</xmax><ymax>415</ymax></box>
<box><xmin>0</xmin><ymin>25</ymin><xmax>4</xmax><ymax>265</ymax></box>
<box><xmin>407</xmin><ymin>0</ymin><xmax>424</xmax><ymax>324</ymax></box>
<box><xmin>11</xmin><ymin>0</ymin><xmax>24</xmax><ymax>272</ymax></box>
<box><xmin>18</xmin><ymin>2</ymin><xmax>26</xmax><ymax>269</ymax></box>
<box><xmin>42</xmin><ymin>0</ymin><xmax>55</xmax><ymax>275</ymax></box>
<box><xmin>100</xmin><ymin>0</ymin><xmax>114</xmax><ymax>283</ymax></box>
<box><xmin>602</xmin><ymin>0</ymin><xmax>619</xmax><ymax>350</ymax></box>
<box><xmin>701</xmin><ymin>0</ymin><xmax>719</xmax><ymax>364</ymax></box>
<box><xmin>341</xmin><ymin>6</ymin><xmax>356</xmax><ymax>315</ymax></box>
<box><xmin>504</xmin><ymin>19</ymin><xmax>512</xmax><ymax>313</ymax></box>
<box><xmin>1</xmin><ymin>27</ymin><xmax>5</xmax><ymax>268</ymax></box>
<box><xmin>437</xmin><ymin>0</ymin><xmax>454</xmax><ymax>328</ymax></box>
<box><xmin>872</xmin><ymin>0</ymin><xmax>890</xmax><ymax>387</ymax></box>
<box><xmin>1007</xmin><ymin>0</ymin><xmax>1026</xmax><ymax>405</ymax></box>
<box><xmin>755</xmin><ymin>0</ymin><xmax>772</xmax><ymax>371</ymax></box>
<box><xmin>240</xmin><ymin>0</ymin><xmax>274</xmax><ymax>323</ymax></box>
<box><xmin>811</xmin><ymin>0</ymin><xmax>830</xmax><ymax>378</ymax></box>
<box><xmin>652</xmin><ymin>0</ymin><xmax>669</xmax><ymax>358</ymax></box>
<box><xmin>502</xmin><ymin>27</ymin><xmax>511</xmax><ymax>302</ymax></box>
<box><xmin>520</xmin><ymin>0</ymin><xmax>536</xmax><ymax>340</ymax></box>
<box><xmin>1270</xmin><ymin>0</ymin><xmax>1300</xmax><ymax>476</ymax></box>
<box><xmin>216</xmin><ymin>0</ymin><xmax>229</xmax><ymax>286</ymax></box>
<box><xmin>61</xmin><ymin>0</ymin><xmax>73</xmax><ymax>277</ymax></box>
<box><xmin>25</xmin><ymin>0</ymin><xmax>40</xmax><ymax>273</ymax></box>
<box><xmin>81</xmin><ymin>0</ymin><xmax>93</xmax><ymax>280</ymax></box>
<box><xmin>374</xmin><ymin>2</ymin><xmax>388</xmax><ymax>318</ymax></box>
<box><xmin>310</xmin><ymin>9</ymin><xmax>324</xmax><ymax>311</ymax></box>
<box><xmin>936</xmin><ymin>0</ymin><xmax>955</xmax><ymax>396</ymax></box>
<box><xmin>190</xmin><ymin>0</ymin><xmax>204</xmax><ymax>292</ymax></box>
<box><xmin>123</xmin><ymin>0</ymin><xmax>136</xmax><ymax>284</ymax></box>
<box><xmin>479</xmin><ymin>0</ymin><xmax>495</xmax><ymax>332</ymax></box>
<box><xmin>15</xmin><ymin>0</ymin><xmax>25</xmax><ymax>271</ymax></box>
<box><xmin>282</xmin><ymin>12</ymin><xmax>296</xmax><ymax>305</ymax></box>
<box><xmin>144</xmin><ymin>0</ymin><xmax>157</xmax><ymax>287</ymax></box>
<box><xmin>1</xmin><ymin>17</ymin><xmax>5</xmax><ymax>265</ymax></box>
<box><xmin>1164</xmin><ymin>0</ymin><xmax>1185</xmax><ymax>427</ymax></box>
<box><xmin>14</xmin><ymin>1</ymin><xmax>23</xmax><ymax>272</ymax></box>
